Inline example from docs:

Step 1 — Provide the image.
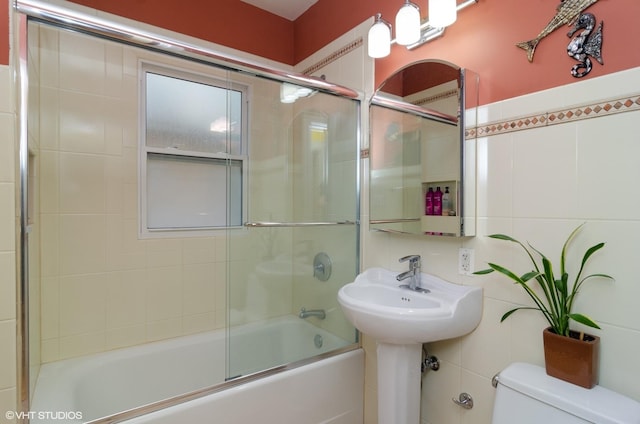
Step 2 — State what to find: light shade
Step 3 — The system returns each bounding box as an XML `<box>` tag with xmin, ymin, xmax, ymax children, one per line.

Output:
<box><xmin>395</xmin><ymin>1</ymin><xmax>421</xmax><ymax>46</ymax></box>
<box><xmin>368</xmin><ymin>13</ymin><xmax>391</xmax><ymax>58</ymax></box>
<box><xmin>429</xmin><ymin>0</ymin><xmax>457</xmax><ymax>28</ymax></box>
<box><xmin>280</xmin><ymin>83</ymin><xmax>315</xmax><ymax>103</ymax></box>
<box><xmin>280</xmin><ymin>83</ymin><xmax>298</xmax><ymax>103</ymax></box>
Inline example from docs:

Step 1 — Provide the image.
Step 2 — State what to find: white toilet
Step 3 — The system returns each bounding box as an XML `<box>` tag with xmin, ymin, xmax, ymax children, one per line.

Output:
<box><xmin>492</xmin><ymin>362</ymin><xmax>640</xmax><ymax>424</ymax></box>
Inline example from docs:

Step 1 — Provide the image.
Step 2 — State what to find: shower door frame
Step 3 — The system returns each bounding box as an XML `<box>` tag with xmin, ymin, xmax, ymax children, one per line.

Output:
<box><xmin>14</xmin><ymin>0</ymin><xmax>363</xmax><ymax>421</ymax></box>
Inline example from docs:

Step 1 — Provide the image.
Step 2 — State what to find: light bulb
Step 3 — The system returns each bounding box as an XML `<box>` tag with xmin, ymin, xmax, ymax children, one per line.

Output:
<box><xmin>395</xmin><ymin>1</ymin><xmax>421</xmax><ymax>46</ymax></box>
<box><xmin>429</xmin><ymin>0</ymin><xmax>457</xmax><ymax>28</ymax></box>
<box><xmin>368</xmin><ymin>14</ymin><xmax>391</xmax><ymax>58</ymax></box>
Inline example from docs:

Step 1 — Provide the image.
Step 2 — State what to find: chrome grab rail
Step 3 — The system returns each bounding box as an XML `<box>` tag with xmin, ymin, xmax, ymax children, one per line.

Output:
<box><xmin>245</xmin><ymin>221</ymin><xmax>356</xmax><ymax>228</ymax></box>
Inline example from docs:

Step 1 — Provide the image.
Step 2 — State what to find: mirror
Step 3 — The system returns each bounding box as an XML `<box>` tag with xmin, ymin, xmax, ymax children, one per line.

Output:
<box><xmin>369</xmin><ymin>59</ymin><xmax>478</xmax><ymax>237</ymax></box>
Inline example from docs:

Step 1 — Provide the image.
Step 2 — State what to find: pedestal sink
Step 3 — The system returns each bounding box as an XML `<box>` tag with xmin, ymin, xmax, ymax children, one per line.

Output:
<box><xmin>337</xmin><ymin>267</ymin><xmax>482</xmax><ymax>424</ymax></box>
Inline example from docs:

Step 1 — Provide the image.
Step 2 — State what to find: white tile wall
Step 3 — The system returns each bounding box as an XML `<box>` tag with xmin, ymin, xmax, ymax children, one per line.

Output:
<box><xmin>31</xmin><ymin>16</ymin><xmax>361</xmax><ymax>365</ymax></box>
<box><xmin>302</xmin><ymin>18</ymin><xmax>640</xmax><ymax>422</ymax></box>
<box><xmin>36</xmin><ymin>27</ymin><xmax>233</xmax><ymax>362</ymax></box>
<box><xmin>361</xmin><ymin>65</ymin><xmax>640</xmax><ymax>424</ymax></box>
<box><xmin>0</xmin><ymin>59</ymin><xmax>17</xmax><ymax>423</ymax></box>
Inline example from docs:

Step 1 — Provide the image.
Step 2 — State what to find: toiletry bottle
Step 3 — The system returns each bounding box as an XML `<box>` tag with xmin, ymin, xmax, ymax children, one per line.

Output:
<box><xmin>433</xmin><ymin>186</ymin><xmax>442</xmax><ymax>216</ymax></box>
<box><xmin>442</xmin><ymin>186</ymin><xmax>450</xmax><ymax>216</ymax></box>
<box><xmin>425</xmin><ymin>187</ymin><xmax>433</xmax><ymax>215</ymax></box>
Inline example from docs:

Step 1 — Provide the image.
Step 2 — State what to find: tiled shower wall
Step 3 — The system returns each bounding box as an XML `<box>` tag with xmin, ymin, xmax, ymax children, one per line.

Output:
<box><xmin>0</xmin><ymin>63</ymin><xmax>17</xmax><ymax>420</ymax></box>
<box><xmin>35</xmin><ymin>25</ymin><xmax>231</xmax><ymax>362</ymax></box>
<box><xmin>33</xmin><ymin>19</ymin><xmax>359</xmax><ymax>363</ymax></box>
<box><xmin>33</xmin><ymin>23</ymin><xmax>316</xmax><ymax>362</ymax></box>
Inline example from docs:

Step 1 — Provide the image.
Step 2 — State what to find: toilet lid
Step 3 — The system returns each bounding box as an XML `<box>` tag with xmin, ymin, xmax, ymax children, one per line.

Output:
<box><xmin>497</xmin><ymin>363</ymin><xmax>640</xmax><ymax>424</ymax></box>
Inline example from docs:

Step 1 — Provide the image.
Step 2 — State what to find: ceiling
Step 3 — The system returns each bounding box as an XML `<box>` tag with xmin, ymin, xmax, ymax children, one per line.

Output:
<box><xmin>240</xmin><ymin>0</ymin><xmax>319</xmax><ymax>20</ymax></box>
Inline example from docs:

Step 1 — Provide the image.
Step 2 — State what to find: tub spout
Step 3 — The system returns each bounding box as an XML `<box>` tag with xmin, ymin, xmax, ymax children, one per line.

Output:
<box><xmin>299</xmin><ymin>307</ymin><xmax>326</xmax><ymax>320</ymax></box>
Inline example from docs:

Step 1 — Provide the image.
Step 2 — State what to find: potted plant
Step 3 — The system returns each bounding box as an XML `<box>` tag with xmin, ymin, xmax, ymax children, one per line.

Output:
<box><xmin>474</xmin><ymin>223</ymin><xmax>613</xmax><ymax>388</ymax></box>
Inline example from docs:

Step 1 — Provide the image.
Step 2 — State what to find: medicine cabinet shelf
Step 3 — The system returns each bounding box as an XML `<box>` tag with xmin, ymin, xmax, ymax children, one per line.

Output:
<box><xmin>421</xmin><ymin>180</ymin><xmax>460</xmax><ymax>236</ymax></box>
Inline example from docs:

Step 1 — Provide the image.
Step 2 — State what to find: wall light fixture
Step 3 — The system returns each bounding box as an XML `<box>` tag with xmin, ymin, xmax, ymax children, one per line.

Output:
<box><xmin>280</xmin><ymin>82</ymin><xmax>315</xmax><ymax>103</ymax></box>
<box><xmin>367</xmin><ymin>0</ymin><xmax>478</xmax><ymax>59</ymax></box>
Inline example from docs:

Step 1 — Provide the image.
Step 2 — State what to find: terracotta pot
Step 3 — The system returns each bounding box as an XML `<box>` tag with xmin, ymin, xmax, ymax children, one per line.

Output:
<box><xmin>542</xmin><ymin>327</ymin><xmax>600</xmax><ymax>389</ymax></box>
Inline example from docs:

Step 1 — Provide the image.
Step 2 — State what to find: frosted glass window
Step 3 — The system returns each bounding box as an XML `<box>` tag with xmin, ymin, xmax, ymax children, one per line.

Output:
<box><xmin>146</xmin><ymin>72</ymin><xmax>243</xmax><ymax>156</ymax></box>
<box><xmin>147</xmin><ymin>154</ymin><xmax>242</xmax><ymax>228</ymax></box>
<box><xmin>141</xmin><ymin>65</ymin><xmax>247</xmax><ymax>234</ymax></box>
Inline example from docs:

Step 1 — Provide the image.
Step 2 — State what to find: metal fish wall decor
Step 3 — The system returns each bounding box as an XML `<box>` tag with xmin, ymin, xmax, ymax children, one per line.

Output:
<box><xmin>516</xmin><ymin>0</ymin><xmax>599</xmax><ymax>62</ymax></box>
<box><xmin>567</xmin><ymin>13</ymin><xmax>603</xmax><ymax>78</ymax></box>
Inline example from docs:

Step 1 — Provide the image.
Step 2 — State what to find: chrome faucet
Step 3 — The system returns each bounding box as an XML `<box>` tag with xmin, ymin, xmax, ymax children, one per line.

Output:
<box><xmin>299</xmin><ymin>307</ymin><xmax>326</xmax><ymax>320</ymax></box>
<box><xmin>396</xmin><ymin>255</ymin><xmax>429</xmax><ymax>293</ymax></box>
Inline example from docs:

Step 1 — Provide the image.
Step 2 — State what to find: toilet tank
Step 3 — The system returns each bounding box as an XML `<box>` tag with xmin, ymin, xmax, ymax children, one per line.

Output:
<box><xmin>492</xmin><ymin>363</ymin><xmax>640</xmax><ymax>424</ymax></box>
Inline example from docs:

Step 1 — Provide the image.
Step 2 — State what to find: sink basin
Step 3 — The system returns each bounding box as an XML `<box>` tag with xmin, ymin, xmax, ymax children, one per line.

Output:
<box><xmin>338</xmin><ymin>267</ymin><xmax>482</xmax><ymax>344</ymax></box>
<box><xmin>338</xmin><ymin>267</ymin><xmax>483</xmax><ymax>423</ymax></box>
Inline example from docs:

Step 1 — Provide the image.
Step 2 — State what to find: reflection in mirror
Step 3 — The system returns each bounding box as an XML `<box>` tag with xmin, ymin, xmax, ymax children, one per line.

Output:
<box><xmin>369</xmin><ymin>59</ymin><xmax>478</xmax><ymax>237</ymax></box>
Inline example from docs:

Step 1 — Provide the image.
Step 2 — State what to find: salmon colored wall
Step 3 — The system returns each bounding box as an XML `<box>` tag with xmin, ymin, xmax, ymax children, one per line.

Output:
<box><xmin>67</xmin><ymin>0</ymin><xmax>295</xmax><ymax>65</ymax></box>
<box><xmin>0</xmin><ymin>0</ymin><xmax>8</xmax><ymax>64</ymax></box>
<box><xmin>2</xmin><ymin>0</ymin><xmax>639</xmax><ymax>103</ymax></box>
<box><xmin>294</xmin><ymin>0</ymin><xmax>372</xmax><ymax>63</ymax></box>
<box><xmin>298</xmin><ymin>0</ymin><xmax>640</xmax><ymax>104</ymax></box>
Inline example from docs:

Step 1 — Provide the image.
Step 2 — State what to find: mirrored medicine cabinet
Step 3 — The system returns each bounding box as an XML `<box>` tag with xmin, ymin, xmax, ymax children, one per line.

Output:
<box><xmin>369</xmin><ymin>59</ymin><xmax>479</xmax><ymax>237</ymax></box>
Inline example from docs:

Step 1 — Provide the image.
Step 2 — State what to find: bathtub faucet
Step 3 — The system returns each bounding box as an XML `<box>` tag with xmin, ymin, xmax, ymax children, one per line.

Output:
<box><xmin>299</xmin><ymin>307</ymin><xmax>326</xmax><ymax>320</ymax></box>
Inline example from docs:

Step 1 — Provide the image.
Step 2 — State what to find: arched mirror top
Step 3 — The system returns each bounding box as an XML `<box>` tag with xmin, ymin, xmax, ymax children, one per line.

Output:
<box><xmin>368</xmin><ymin>59</ymin><xmax>479</xmax><ymax>237</ymax></box>
<box><xmin>372</xmin><ymin>59</ymin><xmax>470</xmax><ymax>126</ymax></box>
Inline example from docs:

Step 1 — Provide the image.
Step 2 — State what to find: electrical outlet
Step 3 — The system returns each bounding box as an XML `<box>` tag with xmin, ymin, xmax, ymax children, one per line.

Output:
<box><xmin>458</xmin><ymin>248</ymin><xmax>474</xmax><ymax>275</ymax></box>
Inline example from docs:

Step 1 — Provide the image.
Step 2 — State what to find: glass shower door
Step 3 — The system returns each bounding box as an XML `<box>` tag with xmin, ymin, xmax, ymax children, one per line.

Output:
<box><xmin>21</xmin><ymin>8</ymin><xmax>361</xmax><ymax>422</ymax></box>
<box><xmin>226</xmin><ymin>78</ymin><xmax>360</xmax><ymax>379</ymax></box>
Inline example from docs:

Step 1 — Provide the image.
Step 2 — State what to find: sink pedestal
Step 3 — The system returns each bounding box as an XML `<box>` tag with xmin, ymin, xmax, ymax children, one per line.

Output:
<box><xmin>377</xmin><ymin>342</ymin><xmax>422</xmax><ymax>424</ymax></box>
<box><xmin>338</xmin><ymin>267</ymin><xmax>483</xmax><ymax>424</ymax></box>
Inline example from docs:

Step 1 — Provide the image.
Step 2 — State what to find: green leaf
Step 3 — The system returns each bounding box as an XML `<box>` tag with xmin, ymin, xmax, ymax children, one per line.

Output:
<box><xmin>585</xmin><ymin>273</ymin><xmax>614</xmax><ymax>281</ymax></box>
<box><xmin>502</xmin><ymin>306</ymin><xmax>555</xmax><ymax>329</ymax></box>
<box><xmin>488</xmin><ymin>263</ymin><xmax>523</xmax><ymax>283</ymax></box>
<box><xmin>569</xmin><ymin>313</ymin><xmax>601</xmax><ymax>330</ymax></box>
<box><xmin>521</xmin><ymin>271</ymin><xmax>540</xmax><ymax>282</ymax></box>
<box><xmin>561</xmin><ymin>223</ymin><xmax>584</xmax><ymax>275</ymax></box>
<box><xmin>482</xmin><ymin>225</ymin><xmax>612</xmax><ymax>335</ymax></box>
<box><xmin>473</xmin><ymin>268</ymin><xmax>494</xmax><ymax>275</ymax></box>
<box><xmin>561</xmin><ymin>272</ymin><xmax>569</xmax><ymax>292</ymax></box>
<box><xmin>541</xmin><ymin>256</ymin><xmax>555</xmax><ymax>286</ymax></box>
<box><xmin>488</xmin><ymin>234</ymin><xmax>518</xmax><ymax>242</ymax></box>
<box><xmin>500</xmin><ymin>308</ymin><xmax>519</xmax><ymax>322</ymax></box>
<box><xmin>573</xmin><ymin>242</ymin><xmax>606</xmax><ymax>294</ymax></box>
<box><xmin>500</xmin><ymin>307</ymin><xmax>540</xmax><ymax>322</ymax></box>
<box><xmin>582</xmin><ymin>242</ymin><xmax>605</xmax><ymax>267</ymax></box>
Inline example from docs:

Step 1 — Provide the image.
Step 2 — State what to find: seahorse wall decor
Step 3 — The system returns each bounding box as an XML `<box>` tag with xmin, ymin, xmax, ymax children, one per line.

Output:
<box><xmin>567</xmin><ymin>13</ymin><xmax>604</xmax><ymax>78</ymax></box>
<box><xmin>516</xmin><ymin>0</ymin><xmax>605</xmax><ymax>78</ymax></box>
<box><xmin>516</xmin><ymin>0</ymin><xmax>599</xmax><ymax>62</ymax></box>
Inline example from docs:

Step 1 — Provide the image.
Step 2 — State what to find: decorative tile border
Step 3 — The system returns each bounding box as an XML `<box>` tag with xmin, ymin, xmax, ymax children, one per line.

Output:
<box><xmin>301</xmin><ymin>37</ymin><xmax>364</xmax><ymax>76</ymax></box>
<box><xmin>413</xmin><ymin>89</ymin><xmax>458</xmax><ymax>107</ymax></box>
<box><xmin>467</xmin><ymin>93</ymin><xmax>640</xmax><ymax>139</ymax></box>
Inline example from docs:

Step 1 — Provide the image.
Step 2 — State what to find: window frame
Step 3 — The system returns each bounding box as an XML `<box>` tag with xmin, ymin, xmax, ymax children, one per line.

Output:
<box><xmin>139</xmin><ymin>61</ymin><xmax>249</xmax><ymax>238</ymax></box>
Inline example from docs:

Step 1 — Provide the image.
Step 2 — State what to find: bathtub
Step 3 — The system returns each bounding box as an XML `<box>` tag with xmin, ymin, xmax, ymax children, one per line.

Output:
<box><xmin>31</xmin><ymin>316</ymin><xmax>363</xmax><ymax>424</ymax></box>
